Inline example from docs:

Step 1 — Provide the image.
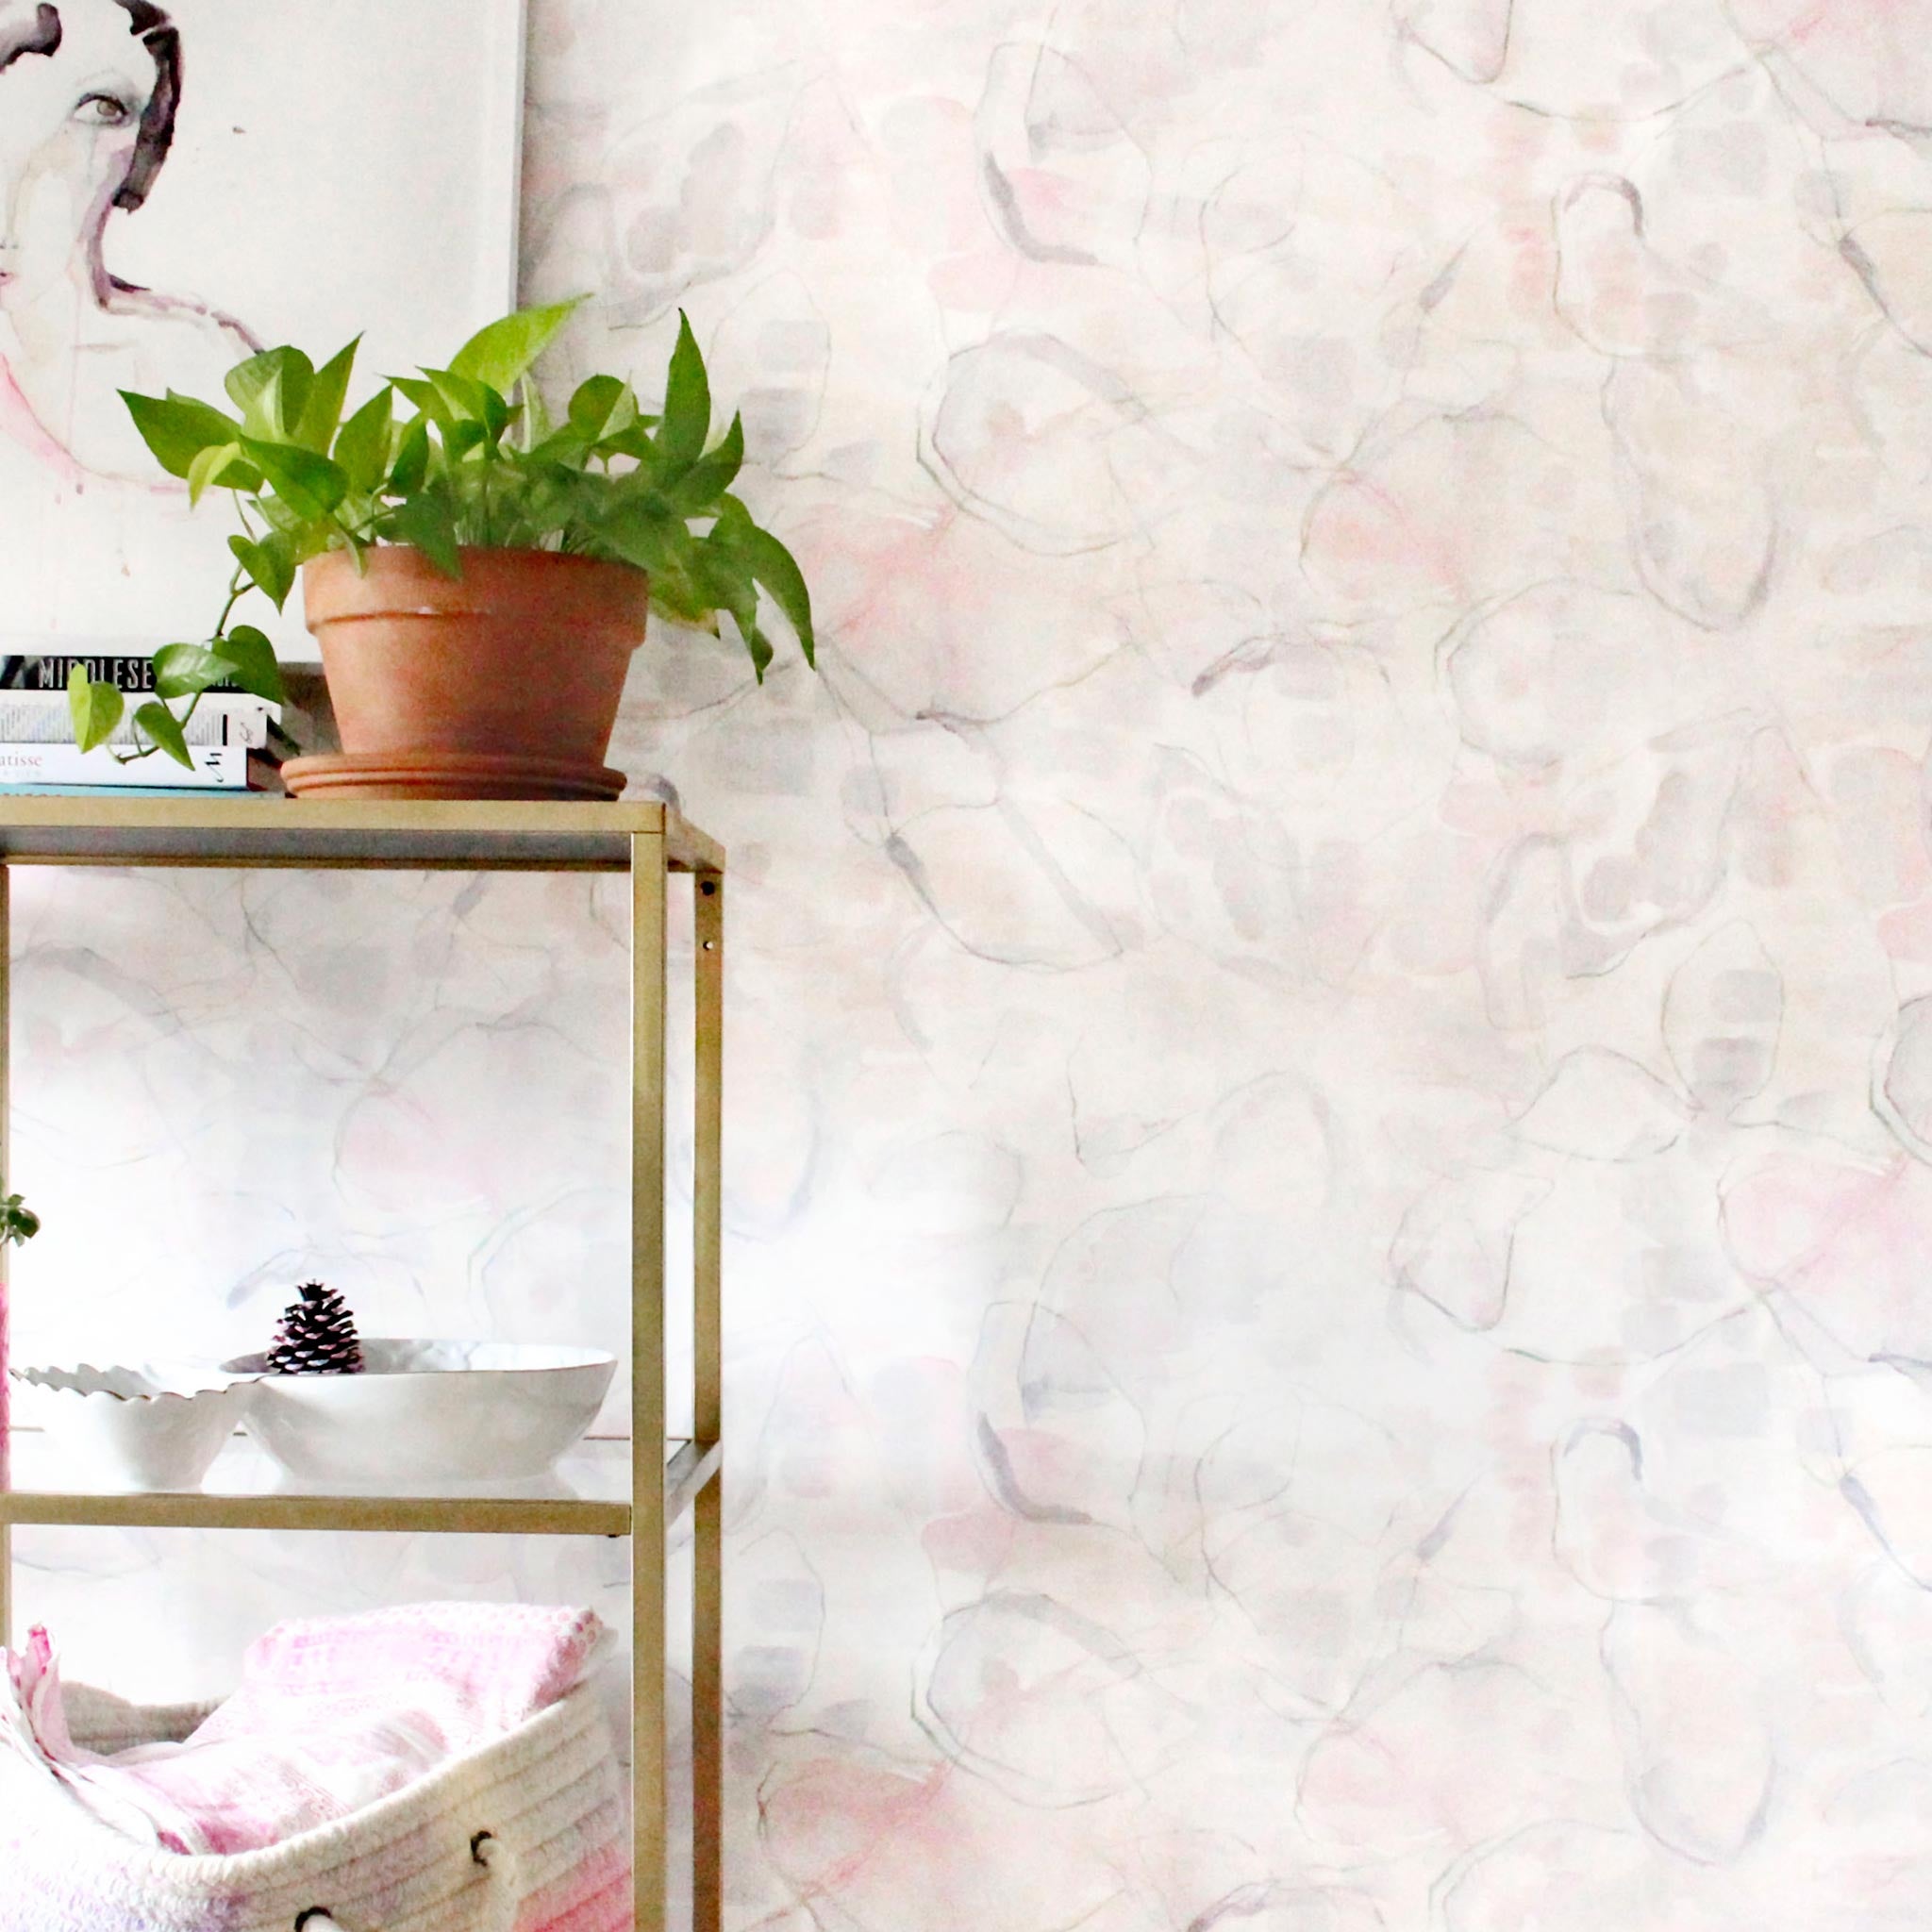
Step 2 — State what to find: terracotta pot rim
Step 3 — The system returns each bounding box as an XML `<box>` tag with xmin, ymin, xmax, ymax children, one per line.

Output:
<box><xmin>304</xmin><ymin>543</ymin><xmax>646</xmax><ymax>576</ymax></box>
<box><xmin>303</xmin><ymin>545</ymin><xmax>650</xmax><ymax>611</ymax></box>
<box><xmin>303</xmin><ymin>542</ymin><xmax>651</xmax><ymax>632</ymax></box>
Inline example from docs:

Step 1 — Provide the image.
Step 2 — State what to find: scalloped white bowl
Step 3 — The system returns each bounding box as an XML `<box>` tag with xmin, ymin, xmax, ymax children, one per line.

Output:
<box><xmin>219</xmin><ymin>1340</ymin><xmax>617</xmax><ymax>1487</ymax></box>
<box><xmin>8</xmin><ymin>1364</ymin><xmax>256</xmax><ymax>1492</ymax></box>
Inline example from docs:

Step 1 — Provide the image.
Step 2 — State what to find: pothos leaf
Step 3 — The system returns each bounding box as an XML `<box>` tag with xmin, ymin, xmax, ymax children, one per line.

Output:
<box><xmin>68</xmin><ymin>667</ymin><xmax>124</xmax><ymax>751</ymax></box>
<box><xmin>225</xmin><ymin>346</ymin><xmax>315</xmax><ymax>442</ymax></box>
<box><xmin>669</xmin><ymin>411</ymin><xmax>743</xmax><ymax>513</ymax></box>
<box><xmin>743</xmin><ymin>621</ymin><xmax>774</xmax><ymax>683</ymax></box>
<box><xmin>390</xmin><ymin>417</ymin><xmax>430</xmax><ymax>495</ymax></box>
<box><xmin>296</xmin><ymin>336</ymin><xmax>360</xmax><ymax>453</ymax></box>
<box><xmin>187</xmin><ymin>441</ymin><xmax>263</xmax><ymax>506</ymax></box>
<box><xmin>716</xmin><ymin>500</ymin><xmax>815</xmax><ymax>664</ymax></box>
<box><xmin>239</xmin><ymin>439</ymin><xmax>348</xmax><ymax>520</ymax></box>
<box><xmin>0</xmin><ymin>1193</ymin><xmax>40</xmax><ymax>1245</ymax></box>
<box><xmin>229</xmin><ymin>531</ymin><xmax>295</xmax><ymax>610</ymax></box>
<box><xmin>120</xmin><ymin>391</ymin><xmax>242</xmax><ymax>478</ymax></box>
<box><xmin>133</xmin><ymin>699</ymin><xmax>195</xmax><ymax>771</ymax></box>
<box><xmin>656</xmin><ymin>310</ymin><xmax>710</xmax><ymax>471</ymax></box>
<box><xmin>215</xmin><ymin>625</ymin><xmax>286</xmax><ymax>704</ymax></box>
<box><xmin>385</xmin><ymin>492</ymin><xmax>462</xmax><ymax>578</ymax></box>
<box><xmin>568</xmin><ymin>374</ymin><xmax>636</xmax><ymax>441</ymax></box>
<box><xmin>153</xmin><ymin>641</ymin><xmax>237</xmax><ymax>701</ymax></box>
<box><xmin>333</xmin><ymin>383</ymin><xmax>393</xmax><ymax>491</ymax></box>
<box><xmin>448</xmin><ymin>298</ymin><xmax>582</xmax><ymax>392</ymax></box>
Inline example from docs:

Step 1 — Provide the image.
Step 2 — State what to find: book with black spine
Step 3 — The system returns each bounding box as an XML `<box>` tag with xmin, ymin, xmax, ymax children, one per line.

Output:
<box><xmin>0</xmin><ymin>654</ymin><xmax>246</xmax><ymax>693</ymax></box>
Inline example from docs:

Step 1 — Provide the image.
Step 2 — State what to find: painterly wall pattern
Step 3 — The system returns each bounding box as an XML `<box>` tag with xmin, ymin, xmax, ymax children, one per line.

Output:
<box><xmin>16</xmin><ymin>0</ymin><xmax>1932</xmax><ymax>1924</ymax></box>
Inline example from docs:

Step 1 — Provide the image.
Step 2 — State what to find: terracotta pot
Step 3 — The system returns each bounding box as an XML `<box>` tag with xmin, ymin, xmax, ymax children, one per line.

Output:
<box><xmin>301</xmin><ymin>546</ymin><xmax>650</xmax><ymax>767</ymax></box>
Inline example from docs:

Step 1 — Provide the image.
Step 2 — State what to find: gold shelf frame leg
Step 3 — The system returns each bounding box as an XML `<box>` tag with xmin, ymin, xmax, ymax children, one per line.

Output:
<box><xmin>693</xmin><ymin>866</ymin><xmax>724</xmax><ymax>1932</ymax></box>
<box><xmin>631</xmin><ymin>830</ymin><xmax>669</xmax><ymax>1932</ymax></box>
<box><xmin>0</xmin><ymin>863</ymin><xmax>11</xmax><ymax>1653</ymax></box>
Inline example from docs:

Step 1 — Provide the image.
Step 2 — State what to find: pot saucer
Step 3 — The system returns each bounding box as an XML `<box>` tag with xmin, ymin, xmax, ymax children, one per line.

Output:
<box><xmin>281</xmin><ymin>752</ymin><xmax>626</xmax><ymax>801</ymax></box>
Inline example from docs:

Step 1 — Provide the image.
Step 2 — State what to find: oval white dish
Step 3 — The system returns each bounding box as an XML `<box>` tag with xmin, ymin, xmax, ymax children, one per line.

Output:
<box><xmin>219</xmin><ymin>1340</ymin><xmax>618</xmax><ymax>1487</ymax></box>
<box><xmin>8</xmin><ymin>1364</ymin><xmax>256</xmax><ymax>1492</ymax></box>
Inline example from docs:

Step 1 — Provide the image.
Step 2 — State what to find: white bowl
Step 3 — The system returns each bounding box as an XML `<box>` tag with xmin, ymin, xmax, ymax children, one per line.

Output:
<box><xmin>8</xmin><ymin>1363</ymin><xmax>256</xmax><ymax>1492</ymax></box>
<box><xmin>219</xmin><ymin>1340</ymin><xmax>617</xmax><ymax>1487</ymax></box>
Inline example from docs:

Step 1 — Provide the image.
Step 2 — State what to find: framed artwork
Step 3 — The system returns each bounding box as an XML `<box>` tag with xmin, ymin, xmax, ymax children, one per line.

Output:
<box><xmin>0</xmin><ymin>0</ymin><xmax>526</xmax><ymax>658</ymax></box>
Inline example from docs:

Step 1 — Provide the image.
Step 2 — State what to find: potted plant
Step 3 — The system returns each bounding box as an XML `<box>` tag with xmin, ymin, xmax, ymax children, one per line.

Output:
<box><xmin>0</xmin><ymin>1192</ymin><xmax>37</xmax><ymax>1247</ymax></box>
<box><xmin>74</xmin><ymin>299</ymin><xmax>813</xmax><ymax>798</ymax></box>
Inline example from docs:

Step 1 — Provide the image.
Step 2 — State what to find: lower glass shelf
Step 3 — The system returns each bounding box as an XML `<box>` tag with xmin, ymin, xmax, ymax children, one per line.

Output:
<box><xmin>0</xmin><ymin>1431</ymin><xmax>720</xmax><ymax>1538</ymax></box>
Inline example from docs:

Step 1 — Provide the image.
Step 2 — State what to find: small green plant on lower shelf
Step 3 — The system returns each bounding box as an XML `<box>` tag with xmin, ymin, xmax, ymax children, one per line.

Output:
<box><xmin>0</xmin><ymin>1191</ymin><xmax>39</xmax><ymax>1246</ymax></box>
<box><xmin>75</xmin><ymin>297</ymin><xmax>814</xmax><ymax>765</ymax></box>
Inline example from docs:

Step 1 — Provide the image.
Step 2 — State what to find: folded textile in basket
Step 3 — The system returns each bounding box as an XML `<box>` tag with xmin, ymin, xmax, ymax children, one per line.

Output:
<box><xmin>2</xmin><ymin>1601</ymin><xmax>610</xmax><ymax>1857</ymax></box>
<box><xmin>0</xmin><ymin>1682</ymin><xmax>630</xmax><ymax>1932</ymax></box>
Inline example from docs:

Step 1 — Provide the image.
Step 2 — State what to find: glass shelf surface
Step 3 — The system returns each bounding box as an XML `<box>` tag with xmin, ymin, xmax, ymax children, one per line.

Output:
<box><xmin>1</xmin><ymin>1430</ymin><xmax>718</xmax><ymax>1538</ymax></box>
<box><xmin>0</xmin><ymin>797</ymin><xmax>724</xmax><ymax>873</ymax></box>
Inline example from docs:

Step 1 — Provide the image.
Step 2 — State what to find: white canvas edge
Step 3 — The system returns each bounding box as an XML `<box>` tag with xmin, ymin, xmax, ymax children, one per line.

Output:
<box><xmin>484</xmin><ymin>0</ymin><xmax>531</xmax><ymax>318</ymax></box>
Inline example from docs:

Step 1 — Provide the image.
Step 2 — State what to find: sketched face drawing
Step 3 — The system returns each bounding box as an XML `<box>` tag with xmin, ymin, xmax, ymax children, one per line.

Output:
<box><xmin>0</xmin><ymin>0</ymin><xmax>252</xmax><ymax>481</ymax></box>
<box><xmin>0</xmin><ymin>1</ymin><xmax>171</xmax><ymax>289</ymax></box>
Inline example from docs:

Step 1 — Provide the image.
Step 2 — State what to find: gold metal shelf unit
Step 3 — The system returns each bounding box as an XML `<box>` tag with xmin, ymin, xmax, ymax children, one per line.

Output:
<box><xmin>0</xmin><ymin>797</ymin><xmax>724</xmax><ymax>1932</ymax></box>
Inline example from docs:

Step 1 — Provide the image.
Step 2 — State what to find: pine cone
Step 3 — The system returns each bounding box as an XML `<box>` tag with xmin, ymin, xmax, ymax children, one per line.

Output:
<box><xmin>266</xmin><ymin>1281</ymin><xmax>366</xmax><ymax>1375</ymax></box>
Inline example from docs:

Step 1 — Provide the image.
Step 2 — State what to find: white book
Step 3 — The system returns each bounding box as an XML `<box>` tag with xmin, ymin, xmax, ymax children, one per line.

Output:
<box><xmin>0</xmin><ymin>743</ymin><xmax>252</xmax><ymax>789</ymax></box>
<box><xmin>0</xmin><ymin>691</ymin><xmax>275</xmax><ymax>748</ymax></box>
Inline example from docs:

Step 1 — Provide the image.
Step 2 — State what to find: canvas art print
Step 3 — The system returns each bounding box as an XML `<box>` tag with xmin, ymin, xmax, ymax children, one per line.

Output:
<box><xmin>0</xmin><ymin>0</ymin><xmax>523</xmax><ymax>653</ymax></box>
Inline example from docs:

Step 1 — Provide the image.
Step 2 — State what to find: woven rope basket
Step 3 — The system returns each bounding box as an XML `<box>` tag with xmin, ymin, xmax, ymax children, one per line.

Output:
<box><xmin>0</xmin><ymin>1683</ymin><xmax>630</xmax><ymax>1932</ymax></box>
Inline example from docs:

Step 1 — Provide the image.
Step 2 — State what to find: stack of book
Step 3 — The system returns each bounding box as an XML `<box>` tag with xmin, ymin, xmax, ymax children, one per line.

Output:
<box><xmin>0</xmin><ymin>653</ymin><xmax>291</xmax><ymax>795</ymax></box>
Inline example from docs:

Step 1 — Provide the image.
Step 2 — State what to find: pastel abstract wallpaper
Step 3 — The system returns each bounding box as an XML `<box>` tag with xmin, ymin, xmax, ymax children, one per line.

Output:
<box><xmin>16</xmin><ymin>0</ymin><xmax>1932</xmax><ymax>1924</ymax></box>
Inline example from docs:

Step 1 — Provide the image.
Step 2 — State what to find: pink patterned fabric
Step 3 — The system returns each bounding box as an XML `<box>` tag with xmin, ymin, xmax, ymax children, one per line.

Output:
<box><xmin>4</xmin><ymin>1603</ymin><xmax>608</xmax><ymax>1856</ymax></box>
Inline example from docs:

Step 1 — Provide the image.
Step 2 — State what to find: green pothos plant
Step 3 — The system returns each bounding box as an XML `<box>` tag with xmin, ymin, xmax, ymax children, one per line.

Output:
<box><xmin>75</xmin><ymin>298</ymin><xmax>815</xmax><ymax>766</ymax></box>
<box><xmin>0</xmin><ymin>1192</ymin><xmax>39</xmax><ymax>1247</ymax></box>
